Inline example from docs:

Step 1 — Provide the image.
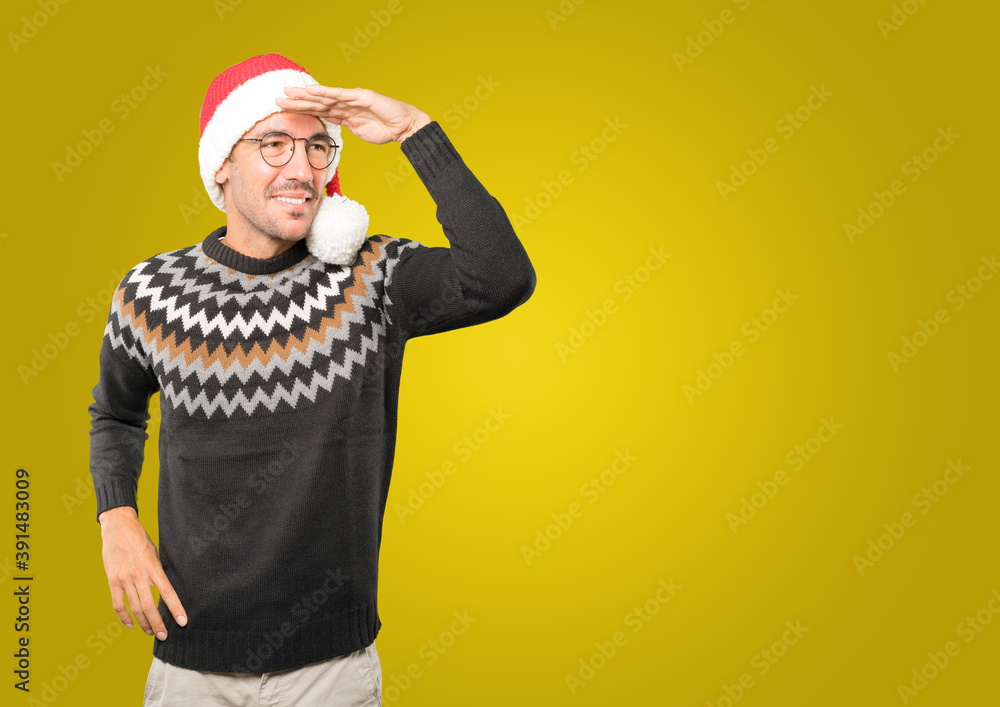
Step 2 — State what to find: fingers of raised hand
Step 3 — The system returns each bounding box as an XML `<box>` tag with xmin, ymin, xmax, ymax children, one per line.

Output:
<box><xmin>303</xmin><ymin>84</ymin><xmax>368</xmax><ymax>101</ymax></box>
<box><xmin>281</xmin><ymin>85</ymin><xmax>338</xmax><ymax>106</ymax></box>
<box><xmin>279</xmin><ymin>85</ymin><xmax>373</xmax><ymax>108</ymax></box>
<box><xmin>275</xmin><ymin>94</ymin><xmax>335</xmax><ymax>117</ymax></box>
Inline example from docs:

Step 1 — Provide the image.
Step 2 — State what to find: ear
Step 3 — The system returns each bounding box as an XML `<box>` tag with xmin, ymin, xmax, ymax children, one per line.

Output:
<box><xmin>215</xmin><ymin>156</ymin><xmax>231</xmax><ymax>186</ymax></box>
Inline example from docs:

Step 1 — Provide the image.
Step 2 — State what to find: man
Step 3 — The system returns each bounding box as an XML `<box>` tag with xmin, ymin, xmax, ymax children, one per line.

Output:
<box><xmin>88</xmin><ymin>53</ymin><xmax>535</xmax><ymax>706</ymax></box>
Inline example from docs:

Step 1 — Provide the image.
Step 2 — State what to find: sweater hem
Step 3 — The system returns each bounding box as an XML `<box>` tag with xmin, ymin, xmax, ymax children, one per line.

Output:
<box><xmin>151</xmin><ymin>599</ymin><xmax>381</xmax><ymax>673</ymax></box>
<box><xmin>153</xmin><ymin>600</ymin><xmax>382</xmax><ymax>675</ymax></box>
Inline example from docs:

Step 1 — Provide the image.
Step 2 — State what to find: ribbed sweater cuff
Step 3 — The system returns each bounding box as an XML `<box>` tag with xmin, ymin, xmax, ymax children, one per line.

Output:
<box><xmin>400</xmin><ymin>120</ymin><xmax>461</xmax><ymax>182</ymax></box>
<box><xmin>94</xmin><ymin>478</ymin><xmax>138</xmax><ymax>523</ymax></box>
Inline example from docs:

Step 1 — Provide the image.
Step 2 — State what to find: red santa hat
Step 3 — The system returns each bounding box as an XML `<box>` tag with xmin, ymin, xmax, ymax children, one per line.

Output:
<box><xmin>198</xmin><ymin>53</ymin><xmax>368</xmax><ymax>266</ymax></box>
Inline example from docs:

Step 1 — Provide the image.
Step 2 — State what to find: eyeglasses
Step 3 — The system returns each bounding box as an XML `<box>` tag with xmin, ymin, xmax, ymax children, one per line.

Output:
<box><xmin>235</xmin><ymin>131</ymin><xmax>339</xmax><ymax>170</ymax></box>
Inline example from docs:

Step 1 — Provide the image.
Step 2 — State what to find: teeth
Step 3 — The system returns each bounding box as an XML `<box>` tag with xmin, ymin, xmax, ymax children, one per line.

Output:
<box><xmin>274</xmin><ymin>196</ymin><xmax>307</xmax><ymax>204</ymax></box>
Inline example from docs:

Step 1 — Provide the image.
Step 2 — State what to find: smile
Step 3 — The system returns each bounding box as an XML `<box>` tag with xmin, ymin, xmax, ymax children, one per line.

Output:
<box><xmin>273</xmin><ymin>196</ymin><xmax>309</xmax><ymax>205</ymax></box>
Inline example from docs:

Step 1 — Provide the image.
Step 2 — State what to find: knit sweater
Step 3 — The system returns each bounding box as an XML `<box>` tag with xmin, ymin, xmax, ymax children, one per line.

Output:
<box><xmin>87</xmin><ymin>121</ymin><xmax>535</xmax><ymax>673</ymax></box>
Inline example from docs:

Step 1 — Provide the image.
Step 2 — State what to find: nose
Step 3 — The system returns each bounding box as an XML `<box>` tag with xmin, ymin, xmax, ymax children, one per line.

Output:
<box><xmin>281</xmin><ymin>139</ymin><xmax>314</xmax><ymax>183</ymax></box>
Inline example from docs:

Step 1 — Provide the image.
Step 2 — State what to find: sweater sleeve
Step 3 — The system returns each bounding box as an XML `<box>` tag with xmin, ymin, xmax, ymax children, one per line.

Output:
<box><xmin>385</xmin><ymin>121</ymin><xmax>536</xmax><ymax>340</ymax></box>
<box><xmin>87</xmin><ymin>269</ymin><xmax>159</xmax><ymax>523</ymax></box>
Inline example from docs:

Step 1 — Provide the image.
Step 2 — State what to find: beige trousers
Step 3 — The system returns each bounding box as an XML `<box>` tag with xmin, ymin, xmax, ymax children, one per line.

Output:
<box><xmin>143</xmin><ymin>640</ymin><xmax>382</xmax><ymax>706</ymax></box>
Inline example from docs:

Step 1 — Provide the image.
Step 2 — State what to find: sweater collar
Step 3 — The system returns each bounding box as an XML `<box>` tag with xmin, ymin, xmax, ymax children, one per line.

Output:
<box><xmin>202</xmin><ymin>227</ymin><xmax>310</xmax><ymax>275</ymax></box>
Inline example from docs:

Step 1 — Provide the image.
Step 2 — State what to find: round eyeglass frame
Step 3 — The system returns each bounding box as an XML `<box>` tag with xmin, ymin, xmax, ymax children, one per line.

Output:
<box><xmin>235</xmin><ymin>131</ymin><xmax>339</xmax><ymax>170</ymax></box>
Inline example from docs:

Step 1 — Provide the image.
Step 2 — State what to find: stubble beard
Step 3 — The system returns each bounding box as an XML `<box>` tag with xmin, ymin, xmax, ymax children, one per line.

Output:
<box><xmin>229</xmin><ymin>160</ymin><xmax>316</xmax><ymax>245</ymax></box>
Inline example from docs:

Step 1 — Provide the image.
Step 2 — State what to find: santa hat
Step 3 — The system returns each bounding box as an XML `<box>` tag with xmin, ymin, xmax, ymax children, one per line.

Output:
<box><xmin>198</xmin><ymin>53</ymin><xmax>368</xmax><ymax>266</ymax></box>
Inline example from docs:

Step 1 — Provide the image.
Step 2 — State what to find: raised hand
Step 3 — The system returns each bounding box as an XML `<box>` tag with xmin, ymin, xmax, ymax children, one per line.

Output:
<box><xmin>275</xmin><ymin>85</ymin><xmax>432</xmax><ymax>145</ymax></box>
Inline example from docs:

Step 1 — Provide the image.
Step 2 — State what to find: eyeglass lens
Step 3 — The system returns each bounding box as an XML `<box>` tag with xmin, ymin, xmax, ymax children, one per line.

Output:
<box><xmin>259</xmin><ymin>132</ymin><xmax>338</xmax><ymax>169</ymax></box>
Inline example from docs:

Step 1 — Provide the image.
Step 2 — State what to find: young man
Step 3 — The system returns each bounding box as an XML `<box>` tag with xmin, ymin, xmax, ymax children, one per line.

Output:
<box><xmin>88</xmin><ymin>53</ymin><xmax>535</xmax><ymax>706</ymax></box>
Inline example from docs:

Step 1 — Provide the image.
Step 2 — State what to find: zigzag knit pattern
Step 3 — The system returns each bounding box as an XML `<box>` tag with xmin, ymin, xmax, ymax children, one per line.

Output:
<box><xmin>105</xmin><ymin>233</ymin><xmax>418</xmax><ymax>420</ymax></box>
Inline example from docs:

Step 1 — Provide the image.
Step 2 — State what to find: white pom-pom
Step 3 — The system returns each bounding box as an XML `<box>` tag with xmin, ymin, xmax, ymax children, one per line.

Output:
<box><xmin>305</xmin><ymin>193</ymin><xmax>369</xmax><ymax>266</ymax></box>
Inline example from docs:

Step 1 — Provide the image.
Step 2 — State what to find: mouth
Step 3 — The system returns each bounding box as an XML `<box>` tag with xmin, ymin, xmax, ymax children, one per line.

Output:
<box><xmin>272</xmin><ymin>194</ymin><xmax>313</xmax><ymax>212</ymax></box>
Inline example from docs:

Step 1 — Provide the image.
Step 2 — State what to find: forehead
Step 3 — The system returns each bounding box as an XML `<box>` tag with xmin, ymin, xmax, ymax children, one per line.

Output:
<box><xmin>243</xmin><ymin>111</ymin><xmax>326</xmax><ymax>138</ymax></box>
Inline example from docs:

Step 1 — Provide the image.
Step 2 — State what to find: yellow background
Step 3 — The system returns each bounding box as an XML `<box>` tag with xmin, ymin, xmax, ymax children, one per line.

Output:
<box><xmin>2</xmin><ymin>0</ymin><xmax>998</xmax><ymax>704</ymax></box>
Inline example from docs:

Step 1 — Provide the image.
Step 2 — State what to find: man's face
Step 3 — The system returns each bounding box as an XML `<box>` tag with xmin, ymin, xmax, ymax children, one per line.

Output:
<box><xmin>215</xmin><ymin>111</ymin><xmax>330</xmax><ymax>244</ymax></box>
